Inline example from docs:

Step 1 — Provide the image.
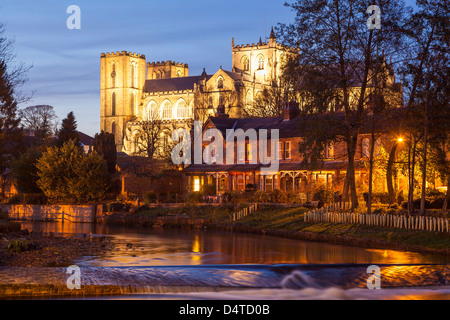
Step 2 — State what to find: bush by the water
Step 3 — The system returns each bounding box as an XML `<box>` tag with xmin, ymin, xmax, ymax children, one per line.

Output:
<box><xmin>5</xmin><ymin>239</ymin><xmax>30</xmax><ymax>253</ymax></box>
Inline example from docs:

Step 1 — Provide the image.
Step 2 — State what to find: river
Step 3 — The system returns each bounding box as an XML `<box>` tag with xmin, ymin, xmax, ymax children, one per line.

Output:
<box><xmin>18</xmin><ymin>221</ymin><xmax>450</xmax><ymax>300</ymax></box>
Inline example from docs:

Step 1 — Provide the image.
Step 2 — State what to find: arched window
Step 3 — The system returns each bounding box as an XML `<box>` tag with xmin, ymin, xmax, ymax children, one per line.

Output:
<box><xmin>176</xmin><ymin>99</ymin><xmax>188</xmax><ymax>119</ymax></box>
<box><xmin>162</xmin><ymin>101</ymin><xmax>172</xmax><ymax>120</ymax></box>
<box><xmin>145</xmin><ymin>101</ymin><xmax>159</xmax><ymax>120</ymax></box>
<box><xmin>152</xmin><ymin>71</ymin><xmax>157</xmax><ymax>80</ymax></box>
<box><xmin>177</xmin><ymin>70</ymin><xmax>183</xmax><ymax>77</ymax></box>
<box><xmin>112</xmin><ymin>92</ymin><xmax>116</xmax><ymax>116</ymax></box>
<box><xmin>257</xmin><ymin>55</ymin><xmax>265</xmax><ymax>70</ymax></box>
<box><xmin>242</xmin><ymin>56</ymin><xmax>249</xmax><ymax>71</ymax></box>
<box><xmin>130</xmin><ymin>93</ymin><xmax>135</xmax><ymax>115</ymax></box>
<box><xmin>217</xmin><ymin>78</ymin><xmax>224</xmax><ymax>89</ymax></box>
<box><xmin>209</xmin><ymin>96</ymin><xmax>213</xmax><ymax>109</ymax></box>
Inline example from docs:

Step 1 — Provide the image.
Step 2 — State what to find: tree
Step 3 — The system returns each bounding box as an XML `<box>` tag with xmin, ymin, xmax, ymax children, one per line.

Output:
<box><xmin>132</xmin><ymin>109</ymin><xmax>175</xmax><ymax>160</ymax></box>
<box><xmin>0</xmin><ymin>23</ymin><xmax>32</xmax><ymax>104</ymax></box>
<box><xmin>247</xmin><ymin>56</ymin><xmax>298</xmax><ymax>117</ymax></box>
<box><xmin>278</xmin><ymin>0</ymin><xmax>408</xmax><ymax>210</ymax></box>
<box><xmin>0</xmin><ymin>60</ymin><xmax>23</xmax><ymax>176</ymax></box>
<box><xmin>36</xmin><ymin>140</ymin><xmax>110</xmax><ymax>203</ymax></box>
<box><xmin>93</xmin><ymin>131</ymin><xmax>117</xmax><ymax>174</ymax></box>
<box><xmin>398</xmin><ymin>0</ymin><xmax>449</xmax><ymax>214</ymax></box>
<box><xmin>9</xmin><ymin>148</ymin><xmax>43</xmax><ymax>194</ymax></box>
<box><xmin>57</xmin><ymin>111</ymin><xmax>80</xmax><ymax>148</ymax></box>
<box><xmin>19</xmin><ymin>105</ymin><xmax>58</xmax><ymax>144</ymax></box>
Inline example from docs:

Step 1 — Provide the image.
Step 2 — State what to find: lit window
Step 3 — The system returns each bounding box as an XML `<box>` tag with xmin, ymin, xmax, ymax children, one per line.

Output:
<box><xmin>176</xmin><ymin>100</ymin><xmax>188</xmax><ymax>119</ymax></box>
<box><xmin>285</xmin><ymin>141</ymin><xmax>291</xmax><ymax>159</ymax></box>
<box><xmin>162</xmin><ymin>101</ymin><xmax>172</xmax><ymax>119</ymax></box>
<box><xmin>194</xmin><ymin>177</ymin><xmax>200</xmax><ymax>192</ymax></box>
<box><xmin>258</xmin><ymin>55</ymin><xmax>265</xmax><ymax>70</ymax></box>
<box><xmin>246</xmin><ymin>143</ymin><xmax>252</xmax><ymax>162</ymax></box>
<box><xmin>326</xmin><ymin>142</ymin><xmax>334</xmax><ymax>159</ymax></box>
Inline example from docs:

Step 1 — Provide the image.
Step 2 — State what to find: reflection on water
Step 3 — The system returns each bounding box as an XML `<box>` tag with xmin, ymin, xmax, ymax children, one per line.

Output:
<box><xmin>20</xmin><ymin>222</ymin><xmax>448</xmax><ymax>267</ymax></box>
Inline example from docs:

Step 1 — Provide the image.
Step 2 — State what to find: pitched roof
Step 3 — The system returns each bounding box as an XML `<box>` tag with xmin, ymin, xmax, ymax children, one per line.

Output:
<box><xmin>77</xmin><ymin>131</ymin><xmax>94</xmax><ymax>146</ymax></box>
<box><xmin>143</xmin><ymin>75</ymin><xmax>211</xmax><ymax>93</ymax></box>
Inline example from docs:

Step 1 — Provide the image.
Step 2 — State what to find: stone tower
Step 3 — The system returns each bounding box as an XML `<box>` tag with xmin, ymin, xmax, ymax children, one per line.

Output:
<box><xmin>231</xmin><ymin>27</ymin><xmax>294</xmax><ymax>85</ymax></box>
<box><xmin>100</xmin><ymin>51</ymin><xmax>146</xmax><ymax>151</ymax></box>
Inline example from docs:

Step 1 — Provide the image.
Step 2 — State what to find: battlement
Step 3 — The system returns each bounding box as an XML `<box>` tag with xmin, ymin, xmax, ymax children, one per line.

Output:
<box><xmin>147</xmin><ymin>60</ymin><xmax>188</xmax><ymax>68</ymax></box>
<box><xmin>101</xmin><ymin>51</ymin><xmax>146</xmax><ymax>59</ymax></box>
<box><xmin>232</xmin><ymin>41</ymin><xmax>295</xmax><ymax>51</ymax></box>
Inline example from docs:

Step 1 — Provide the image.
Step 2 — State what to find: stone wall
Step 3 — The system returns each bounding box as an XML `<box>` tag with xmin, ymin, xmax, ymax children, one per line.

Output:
<box><xmin>0</xmin><ymin>204</ymin><xmax>102</xmax><ymax>223</ymax></box>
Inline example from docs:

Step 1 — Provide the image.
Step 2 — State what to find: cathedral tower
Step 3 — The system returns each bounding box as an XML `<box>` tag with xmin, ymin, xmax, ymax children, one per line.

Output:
<box><xmin>231</xmin><ymin>27</ymin><xmax>296</xmax><ymax>85</ymax></box>
<box><xmin>100</xmin><ymin>51</ymin><xmax>146</xmax><ymax>151</ymax></box>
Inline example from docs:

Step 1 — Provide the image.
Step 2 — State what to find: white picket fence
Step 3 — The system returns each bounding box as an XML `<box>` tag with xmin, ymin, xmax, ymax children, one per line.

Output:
<box><xmin>232</xmin><ymin>204</ymin><xmax>258</xmax><ymax>221</ymax></box>
<box><xmin>304</xmin><ymin>210</ymin><xmax>450</xmax><ymax>233</ymax></box>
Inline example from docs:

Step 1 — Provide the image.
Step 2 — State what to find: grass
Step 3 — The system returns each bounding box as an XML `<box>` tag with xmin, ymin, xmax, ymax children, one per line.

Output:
<box><xmin>112</xmin><ymin>204</ymin><xmax>450</xmax><ymax>252</ymax></box>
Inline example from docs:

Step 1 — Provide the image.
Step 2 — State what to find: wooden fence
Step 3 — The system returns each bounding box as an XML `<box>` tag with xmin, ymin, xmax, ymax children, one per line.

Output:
<box><xmin>304</xmin><ymin>210</ymin><xmax>449</xmax><ymax>233</ymax></box>
<box><xmin>232</xmin><ymin>204</ymin><xmax>258</xmax><ymax>221</ymax></box>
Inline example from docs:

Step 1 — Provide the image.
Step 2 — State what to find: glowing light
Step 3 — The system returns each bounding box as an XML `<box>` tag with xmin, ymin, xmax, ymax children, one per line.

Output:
<box><xmin>397</xmin><ymin>137</ymin><xmax>404</xmax><ymax>143</ymax></box>
<box><xmin>194</xmin><ymin>178</ymin><xmax>200</xmax><ymax>192</ymax></box>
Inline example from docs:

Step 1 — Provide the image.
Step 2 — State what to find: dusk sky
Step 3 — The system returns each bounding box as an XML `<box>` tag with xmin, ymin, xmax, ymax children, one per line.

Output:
<box><xmin>1</xmin><ymin>0</ymin><xmax>416</xmax><ymax>137</ymax></box>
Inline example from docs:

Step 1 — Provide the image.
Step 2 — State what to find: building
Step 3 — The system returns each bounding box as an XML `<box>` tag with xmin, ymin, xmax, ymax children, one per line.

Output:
<box><xmin>182</xmin><ymin>107</ymin><xmax>409</xmax><ymax>201</ymax></box>
<box><xmin>100</xmin><ymin>28</ymin><xmax>296</xmax><ymax>154</ymax></box>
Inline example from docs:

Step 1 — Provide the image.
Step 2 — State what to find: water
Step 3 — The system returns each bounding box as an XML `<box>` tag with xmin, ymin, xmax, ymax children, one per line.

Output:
<box><xmin>16</xmin><ymin>222</ymin><xmax>450</xmax><ymax>300</ymax></box>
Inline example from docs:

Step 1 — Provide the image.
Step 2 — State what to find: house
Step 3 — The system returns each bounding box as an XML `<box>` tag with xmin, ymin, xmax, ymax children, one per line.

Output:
<box><xmin>182</xmin><ymin>106</ymin><xmax>408</xmax><ymax>201</ymax></box>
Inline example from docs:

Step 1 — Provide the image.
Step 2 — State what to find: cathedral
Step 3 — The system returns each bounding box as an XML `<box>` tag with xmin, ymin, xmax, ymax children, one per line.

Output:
<box><xmin>100</xmin><ymin>29</ymin><xmax>296</xmax><ymax>155</ymax></box>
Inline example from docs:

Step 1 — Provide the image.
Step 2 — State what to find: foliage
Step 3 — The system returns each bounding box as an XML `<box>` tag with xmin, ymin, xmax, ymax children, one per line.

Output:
<box><xmin>93</xmin><ymin>131</ymin><xmax>117</xmax><ymax>174</ymax></box>
<box><xmin>0</xmin><ymin>60</ymin><xmax>23</xmax><ymax>175</ymax></box>
<box><xmin>201</xmin><ymin>184</ymin><xmax>216</xmax><ymax>196</ymax></box>
<box><xmin>9</xmin><ymin>147</ymin><xmax>43</xmax><ymax>194</ymax></box>
<box><xmin>312</xmin><ymin>186</ymin><xmax>334</xmax><ymax>207</ymax></box>
<box><xmin>278</xmin><ymin>0</ymin><xmax>408</xmax><ymax>209</ymax></box>
<box><xmin>143</xmin><ymin>191</ymin><xmax>157</xmax><ymax>204</ymax></box>
<box><xmin>56</xmin><ymin>111</ymin><xmax>80</xmax><ymax>148</ymax></box>
<box><xmin>5</xmin><ymin>239</ymin><xmax>29</xmax><ymax>253</ymax></box>
<box><xmin>36</xmin><ymin>140</ymin><xmax>110</xmax><ymax>203</ymax></box>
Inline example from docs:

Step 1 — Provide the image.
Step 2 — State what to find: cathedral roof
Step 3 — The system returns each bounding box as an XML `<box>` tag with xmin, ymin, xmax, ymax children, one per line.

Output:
<box><xmin>143</xmin><ymin>75</ymin><xmax>212</xmax><ymax>93</ymax></box>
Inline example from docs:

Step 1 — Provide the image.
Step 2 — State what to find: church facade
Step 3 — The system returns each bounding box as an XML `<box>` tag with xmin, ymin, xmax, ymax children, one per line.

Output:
<box><xmin>100</xmin><ymin>29</ymin><xmax>296</xmax><ymax>154</ymax></box>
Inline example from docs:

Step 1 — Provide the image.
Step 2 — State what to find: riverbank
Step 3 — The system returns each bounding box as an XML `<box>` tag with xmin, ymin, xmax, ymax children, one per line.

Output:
<box><xmin>0</xmin><ymin>222</ymin><xmax>113</xmax><ymax>267</ymax></box>
<box><xmin>103</xmin><ymin>205</ymin><xmax>450</xmax><ymax>257</ymax></box>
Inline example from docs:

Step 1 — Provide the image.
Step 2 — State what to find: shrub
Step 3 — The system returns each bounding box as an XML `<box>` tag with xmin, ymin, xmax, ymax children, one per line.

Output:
<box><xmin>5</xmin><ymin>239</ymin><xmax>29</xmax><ymax>253</ymax></box>
<box><xmin>36</xmin><ymin>140</ymin><xmax>110</xmax><ymax>203</ymax></box>
<box><xmin>143</xmin><ymin>191</ymin><xmax>157</xmax><ymax>204</ymax></box>
<box><xmin>313</xmin><ymin>187</ymin><xmax>334</xmax><ymax>207</ymax></box>
<box><xmin>186</xmin><ymin>192</ymin><xmax>201</xmax><ymax>204</ymax></box>
<box><xmin>252</xmin><ymin>190</ymin><xmax>271</xmax><ymax>203</ymax></box>
<box><xmin>364</xmin><ymin>192</ymin><xmax>390</xmax><ymax>204</ymax></box>
<box><xmin>286</xmin><ymin>192</ymin><xmax>302</xmax><ymax>204</ymax></box>
<box><xmin>272</xmin><ymin>189</ymin><xmax>287</xmax><ymax>203</ymax></box>
<box><xmin>201</xmin><ymin>184</ymin><xmax>216</xmax><ymax>196</ymax></box>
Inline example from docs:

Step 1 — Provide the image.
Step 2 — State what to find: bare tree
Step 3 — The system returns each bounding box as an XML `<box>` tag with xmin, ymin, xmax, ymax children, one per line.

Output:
<box><xmin>19</xmin><ymin>105</ymin><xmax>59</xmax><ymax>144</ymax></box>
<box><xmin>0</xmin><ymin>23</ymin><xmax>33</xmax><ymax>104</ymax></box>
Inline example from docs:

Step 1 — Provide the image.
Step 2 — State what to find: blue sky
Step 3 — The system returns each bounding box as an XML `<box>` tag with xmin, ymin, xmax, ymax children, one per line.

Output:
<box><xmin>1</xmin><ymin>0</ymin><xmax>416</xmax><ymax>137</ymax></box>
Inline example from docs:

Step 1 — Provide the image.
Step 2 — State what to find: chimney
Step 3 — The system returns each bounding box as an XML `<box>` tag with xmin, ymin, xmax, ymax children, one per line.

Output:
<box><xmin>283</xmin><ymin>102</ymin><xmax>299</xmax><ymax>121</ymax></box>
